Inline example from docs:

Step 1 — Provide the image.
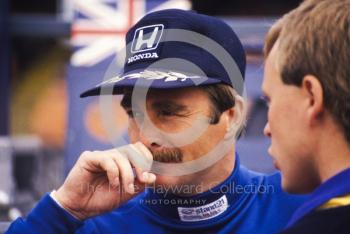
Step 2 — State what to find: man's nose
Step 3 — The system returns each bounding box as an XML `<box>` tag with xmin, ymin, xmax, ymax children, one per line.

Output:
<box><xmin>138</xmin><ymin>119</ymin><xmax>162</xmax><ymax>149</ymax></box>
<box><xmin>264</xmin><ymin>122</ymin><xmax>271</xmax><ymax>137</ymax></box>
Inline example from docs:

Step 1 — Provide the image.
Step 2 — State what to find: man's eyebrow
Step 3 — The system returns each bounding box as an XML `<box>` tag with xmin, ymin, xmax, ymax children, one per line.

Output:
<box><xmin>151</xmin><ymin>101</ymin><xmax>188</xmax><ymax>112</ymax></box>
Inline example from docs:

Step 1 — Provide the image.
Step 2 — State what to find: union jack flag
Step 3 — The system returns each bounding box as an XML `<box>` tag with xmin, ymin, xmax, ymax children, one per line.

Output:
<box><xmin>70</xmin><ymin>0</ymin><xmax>191</xmax><ymax>67</ymax></box>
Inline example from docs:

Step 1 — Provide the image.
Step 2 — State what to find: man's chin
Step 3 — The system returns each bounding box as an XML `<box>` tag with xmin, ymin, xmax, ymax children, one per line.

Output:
<box><xmin>149</xmin><ymin>174</ymin><xmax>183</xmax><ymax>187</ymax></box>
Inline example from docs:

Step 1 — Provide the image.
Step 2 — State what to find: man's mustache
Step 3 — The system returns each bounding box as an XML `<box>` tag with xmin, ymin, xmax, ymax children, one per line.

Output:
<box><xmin>148</xmin><ymin>147</ymin><xmax>183</xmax><ymax>163</ymax></box>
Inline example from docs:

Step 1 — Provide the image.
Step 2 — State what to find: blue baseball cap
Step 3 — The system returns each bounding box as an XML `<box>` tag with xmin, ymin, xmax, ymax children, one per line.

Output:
<box><xmin>80</xmin><ymin>9</ymin><xmax>246</xmax><ymax>98</ymax></box>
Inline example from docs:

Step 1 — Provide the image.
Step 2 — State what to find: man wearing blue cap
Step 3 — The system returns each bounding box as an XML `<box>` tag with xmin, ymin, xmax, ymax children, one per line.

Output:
<box><xmin>6</xmin><ymin>9</ymin><xmax>306</xmax><ymax>234</ymax></box>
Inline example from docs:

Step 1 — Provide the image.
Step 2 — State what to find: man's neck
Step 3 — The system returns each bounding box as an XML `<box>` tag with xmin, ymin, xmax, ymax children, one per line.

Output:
<box><xmin>173</xmin><ymin>150</ymin><xmax>236</xmax><ymax>197</ymax></box>
<box><xmin>316</xmin><ymin>125</ymin><xmax>350</xmax><ymax>184</ymax></box>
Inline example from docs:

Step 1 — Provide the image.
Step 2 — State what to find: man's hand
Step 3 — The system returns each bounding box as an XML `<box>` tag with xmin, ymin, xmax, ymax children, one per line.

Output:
<box><xmin>54</xmin><ymin>142</ymin><xmax>156</xmax><ymax>220</ymax></box>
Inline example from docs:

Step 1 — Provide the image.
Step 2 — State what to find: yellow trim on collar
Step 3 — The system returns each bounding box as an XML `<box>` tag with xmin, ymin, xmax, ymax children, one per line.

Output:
<box><xmin>319</xmin><ymin>194</ymin><xmax>350</xmax><ymax>210</ymax></box>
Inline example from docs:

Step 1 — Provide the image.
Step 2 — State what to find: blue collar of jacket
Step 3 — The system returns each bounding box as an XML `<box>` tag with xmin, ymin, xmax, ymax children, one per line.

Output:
<box><xmin>139</xmin><ymin>154</ymin><xmax>259</xmax><ymax>224</ymax></box>
<box><xmin>287</xmin><ymin>167</ymin><xmax>350</xmax><ymax>227</ymax></box>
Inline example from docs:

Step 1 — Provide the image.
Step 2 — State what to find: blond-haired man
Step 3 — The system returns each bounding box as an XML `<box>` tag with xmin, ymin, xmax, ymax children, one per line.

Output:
<box><xmin>262</xmin><ymin>0</ymin><xmax>350</xmax><ymax>233</ymax></box>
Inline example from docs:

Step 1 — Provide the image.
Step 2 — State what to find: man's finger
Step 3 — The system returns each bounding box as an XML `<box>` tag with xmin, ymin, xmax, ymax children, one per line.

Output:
<box><xmin>110</xmin><ymin>151</ymin><xmax>135</xmax><ymax>194</ymax></box>
<box><xmin>133</xmin><ymin>166</ymin><xmax>157</xmax><ymax>184</ymax></box>
<box><xmin>102</xmin><ymin>156</ymin><xmax>120</xmax><ymax>189</ymax></box>
<box><xmin>119</xmin><ymin>142</ymin><xmax>153</xmax><ymax>172</ymax></box>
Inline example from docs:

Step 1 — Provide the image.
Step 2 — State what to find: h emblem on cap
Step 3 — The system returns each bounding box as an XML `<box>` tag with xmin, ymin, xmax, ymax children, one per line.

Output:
<box><xmin>131</xmin><ymin>24</ymin><xmax>164</xmax><ymax>53</ymax></box>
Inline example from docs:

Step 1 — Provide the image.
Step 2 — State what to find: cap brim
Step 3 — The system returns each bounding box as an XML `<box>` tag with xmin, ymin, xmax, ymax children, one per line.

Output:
<box><xmin>80</xmin><ymin>69</ymin><xmax>223</xmax><ymax>98</ymax></box>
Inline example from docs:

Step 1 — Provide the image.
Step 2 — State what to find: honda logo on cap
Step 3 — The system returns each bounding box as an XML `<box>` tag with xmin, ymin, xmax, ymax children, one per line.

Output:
<box><xmin>131</xmin><ymin>24</ymin><xmax>164</xmax><ymax>53</ymax></box>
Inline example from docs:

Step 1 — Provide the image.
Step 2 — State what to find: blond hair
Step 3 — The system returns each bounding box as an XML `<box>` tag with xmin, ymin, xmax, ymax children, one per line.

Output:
<box><xmin>264</xmin><ymin>0</ymin><xmax>350</xmax><ymax>143</ymax></box>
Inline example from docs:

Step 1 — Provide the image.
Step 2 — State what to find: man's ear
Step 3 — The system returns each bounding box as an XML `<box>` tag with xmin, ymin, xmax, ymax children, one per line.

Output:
<box><xmin>301</xmin><ymin>75</ymin><xmax>324</xmax><ymax>125</ymax></box>
<box><xmin>224</xmin><ymin>95</ymin><xmax>246</xmax><ymax>139</ymax></box>
<box><xmin>225</xmin><ymin>108</ymin><xmax>235</xmax><ymax>132</ymax></box>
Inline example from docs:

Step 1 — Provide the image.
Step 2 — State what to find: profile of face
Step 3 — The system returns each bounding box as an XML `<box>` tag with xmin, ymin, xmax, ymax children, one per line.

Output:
<box><xmin>262</xmin><ymin>43</ymin><xmax>320</xmax><ymax>194</ymax></box>
<box><xmin>121</xmin><ymin>87</ymin><xmax>235</xmax><ymax>185</ymax></box>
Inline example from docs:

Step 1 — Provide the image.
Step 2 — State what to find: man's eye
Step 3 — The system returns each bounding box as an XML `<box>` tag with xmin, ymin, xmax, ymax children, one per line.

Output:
<box><xmin>158</xmin><ymin>110</ymin><xmax>177</xmax><ymax>117</ymax></box>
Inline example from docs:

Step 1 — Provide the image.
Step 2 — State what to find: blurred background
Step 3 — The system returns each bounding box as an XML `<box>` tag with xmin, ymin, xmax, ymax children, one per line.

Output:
<box><xmin>0</xmin><ymin>0</ymin><xmax>302</xmax><ymax>225</ymax></box>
